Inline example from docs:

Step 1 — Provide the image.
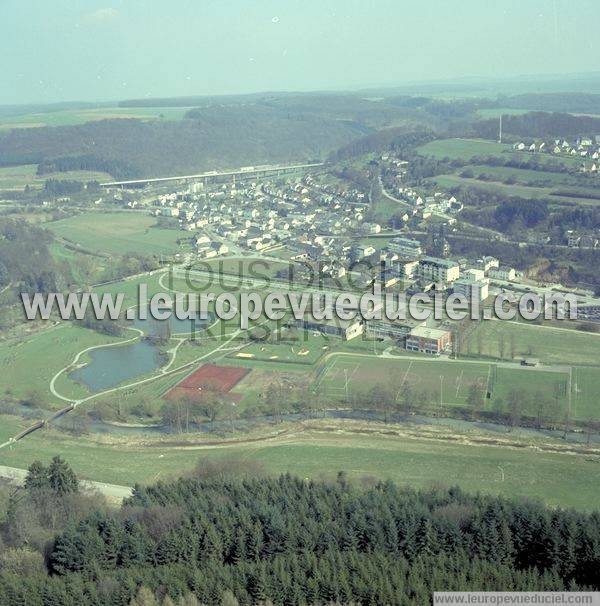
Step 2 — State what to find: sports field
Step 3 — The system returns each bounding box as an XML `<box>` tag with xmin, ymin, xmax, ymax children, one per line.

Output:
<box><xmin>313</xmin><ymin>352</ymin><xmax>597</xmax><ymax>423</ymax></box>
<box><xmin>316</xmin><ymin>354</ymin><xmax>488</xmax><ymax>404</ymax></box>
<box><xmin>47</xmin><ymin>212</ymin><xmax>188</xmax><ymax>256</ymax></box>
<box><xmin>165</xmin><ymin>364</ymin><xmax>250</xmax><ymax>401</ymax></box>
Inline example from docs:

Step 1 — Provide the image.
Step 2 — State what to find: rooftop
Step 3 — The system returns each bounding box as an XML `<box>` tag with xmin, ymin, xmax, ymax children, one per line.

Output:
<box><xmin>408</xmin><ymin>326</ymin><xmax>451</xmax><ymax>340</ymax></box>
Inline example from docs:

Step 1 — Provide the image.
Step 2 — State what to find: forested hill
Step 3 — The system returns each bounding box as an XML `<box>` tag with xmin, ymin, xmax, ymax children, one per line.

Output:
<box><xmin>0</xmin><ymin>105</ymin><xmax>371</xmax><ymax>180</ymax></box>
<box><xmin>499</xmin><ymin>93</ymin><xmax>600</xmax><ymax>115</ymax></box>
<box><xmin>0</xmin><ymin>94</ymin><xmax>480</xmax><ymax>181</ymax></box>
<box><xmin>473</xmin><ymin>111</ymin><xmax>600</xmax><ymax>139</ymax></box>
<box><xmin>2</xmin><ymin>461</ymin><xmax>599</xmax><ymax>605</ymax></box>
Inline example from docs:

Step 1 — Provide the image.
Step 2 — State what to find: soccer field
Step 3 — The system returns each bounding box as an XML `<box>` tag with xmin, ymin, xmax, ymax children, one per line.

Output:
<box><xmin>313</xmin><ymin>354</ymin><xmax>598</xmax><ymax>422</ymax></box>
<box><xmin>315</xmin><ymin>355</ymin><xmax>492</xmax><ymax>406</ymax></box>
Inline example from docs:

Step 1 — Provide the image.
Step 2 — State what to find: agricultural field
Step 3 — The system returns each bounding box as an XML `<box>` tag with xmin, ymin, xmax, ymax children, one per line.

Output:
<box><xmin>427</xmin><ymin>174</ymin><xmax>600</xmax><ymax>206</ymax></box>
<box><xmin>418</xmin><ymin>138</ymin><xmax>514</xmax><ymax>160</ymax></box>
<box><xmin>0</xmin><ymin>106</ymin><xmax>190</xmax><ymax>130</ymax></box>
<box><xmin>418</xmin><ymin>137</ymin><xmax>584</xmax><ymax>168</ymax></box>
<box><xmin>0</xmin><ymin>164</ymin><xmax>112</xmax><ymax>191</ymax></box>
<box><xmin>476</xmin><ymin>108</ymin><xmax>531</xmax><ymax>118</ymax></box>
<box><xmin>47</xmin><ymin>212</ymin><xmax>189</xmax><ymax>256</ymax></box>
<box><xmin>463</xmin><ymin>164</ymin><xmax>583</xmax><ymax>188</ymax></box>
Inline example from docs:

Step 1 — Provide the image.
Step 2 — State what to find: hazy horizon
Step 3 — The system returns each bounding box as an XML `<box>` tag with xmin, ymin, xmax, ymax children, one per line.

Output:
<box><xmin>1</xmin><ymin>0</ymin><xmax>600</xmax><ymax>106</ymax></box>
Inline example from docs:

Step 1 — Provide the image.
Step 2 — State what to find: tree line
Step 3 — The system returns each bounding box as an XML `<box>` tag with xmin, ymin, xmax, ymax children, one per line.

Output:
<box><xmin>0</xmin><ymin>457</ymin><xmax>598</xmax><ymax>605</ymax></box>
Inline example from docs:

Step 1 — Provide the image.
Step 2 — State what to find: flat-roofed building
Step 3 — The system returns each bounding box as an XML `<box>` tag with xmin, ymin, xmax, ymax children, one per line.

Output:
<box><xmin>388</xmin><ymin>237</ymin><xmax>423</xmax><ymax>259</ymax></box>
<box><xmin>488</xmin><ymin>265</ymin><xmax>516</xmax><ymax>281</ymax></box>
<box><xmin>418</xmin><ymin>256</ymin><xmax>460</xmax><ymax>284</ymax></box>
<box><xmin>453</xmin><ymin>277</ymin><xmax>489</xmax><ymax>302</ymax></box>
<box><xmin>365</xmin><ymin>320</ymin><xmax>411</xmax><ymax>341</ymax></box>
<box><xmin>295</xmin><ymin>317</ymin><xmax>364</xmax><ymax>340</ymax></box>
<box><xmin>405</xmin><ymin>325</ymin><xmax>452</xmax><ymax>354</ymax></box>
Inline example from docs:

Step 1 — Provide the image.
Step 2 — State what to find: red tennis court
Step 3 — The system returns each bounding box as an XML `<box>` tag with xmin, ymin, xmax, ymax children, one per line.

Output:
<box><xmin>165</xmin><ymin>364</ymin><xmax>250</xmax><ymax>401</ymax></box>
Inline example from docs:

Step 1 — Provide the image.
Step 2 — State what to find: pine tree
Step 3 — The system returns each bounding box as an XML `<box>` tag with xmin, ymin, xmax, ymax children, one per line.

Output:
<box><xmin>24</xmin><ymin>460</ymin><xmax>49</xmax><ymax>492</ymax></box>
<box><xmin>47</xmin><ymin>456</ymin><xmax>78</xmax><ymax>496</ymax></box>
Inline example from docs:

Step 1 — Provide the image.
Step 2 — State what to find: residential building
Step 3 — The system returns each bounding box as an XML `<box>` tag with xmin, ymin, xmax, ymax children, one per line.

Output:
<box><xmin>453</xmin><ymin>277</ymin><xmax>490</xmax><ymax>302</ymax></box>
<box><xmin>418</xmin><ymin>256</ymin><xmax>460</xmax><ymax>284</ymax></box>
<box><xmin>488</xmin><ymin>266</ymin><xmax>516</xmax><ymax>281</ymax></box>
<box><xmin>475</xmin><ymin>256</ymin><xmax>499</xmax><ymax>272</ymax></box>
<box><xmin>388</xmin><ymin>237</ymin><xmax>423</xmax><ymax>259</ymax></box>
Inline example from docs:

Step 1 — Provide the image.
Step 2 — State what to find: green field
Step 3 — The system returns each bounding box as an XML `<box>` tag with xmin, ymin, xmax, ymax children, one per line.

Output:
<box><xmin>47</xmin><ymin>212</ymin><xmax>188</xmax><ymax>256</ymax></box>
<box><xmin>464</xmin><ymin>164</ymin><xmax>584</xmax><ymax>188</ymax></box>
<box><xmin>466</xmin><ymin>320</ymin><xmax>600</xmax><ymax>367</ymax></box>
<box><xmin>427</xmin><ymin>174</ymin><xmax>600</xmax><ymax>206</ymax></box>
<box><xmin>202</xmin><ymin>257</ymin><xmax>292</xmax><ymax>279</ymax></box>
<box><xmin>313</xmin><ymin>349</ymin><xmax>600</xmax><ymax>424</ymax></box>
<box><xmin>418</xmin><ymin>138</ymin><xmax>584</xmax><ymax>169</ymax></box>
<box><xmin>0</xmin><ymin>324</ymin><xmax>120</xmax><ymax>405</ymax></box>
<box><xmin>0</xmin><ymin>106</ymin><xmax>190</xmax><ymax>130</ymax></box>
<box><xmin>0</xmin><ymin>164</ymin><xmax>112</xmax><ymax>191</ymax></box>
<box><xmin>418</xmin><ymin>138</ymin><xmax>513</xmax><ymax>160</ymax></box>
<box><xmin>0</xmin><ymin>416</ymin><xmax>597</xmax><ymax>510</ymax></box>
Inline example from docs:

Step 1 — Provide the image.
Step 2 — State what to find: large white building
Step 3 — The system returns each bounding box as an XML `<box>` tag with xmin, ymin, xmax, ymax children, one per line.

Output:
<box><xmin>418</xmin><ymin>256</ymin><xmax>460</xmax><ymax>284</ymax></box>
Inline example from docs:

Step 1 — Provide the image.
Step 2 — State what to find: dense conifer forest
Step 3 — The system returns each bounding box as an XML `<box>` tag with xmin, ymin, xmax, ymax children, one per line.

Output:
<box><xmin>0</xmin><ymin>458</ymin><xmax>598</xmax><ymax>605</ymax></box>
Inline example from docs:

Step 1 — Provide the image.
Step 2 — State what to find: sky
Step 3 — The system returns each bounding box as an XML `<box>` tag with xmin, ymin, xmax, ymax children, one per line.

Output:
<box><xmin>1</xmin><ymin>0</ymin><xmax>599</xmax><ymax>105</ymax></box>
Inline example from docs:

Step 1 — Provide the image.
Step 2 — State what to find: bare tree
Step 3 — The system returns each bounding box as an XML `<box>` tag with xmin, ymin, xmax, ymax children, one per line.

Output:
<box><xmin>498</xmin><ymin>333</ymin><xmax>505</xmax><ymax>359</ymax></box>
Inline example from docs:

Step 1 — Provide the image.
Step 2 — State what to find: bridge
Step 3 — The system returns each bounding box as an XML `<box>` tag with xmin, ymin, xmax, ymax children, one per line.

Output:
<box><xmin>100</xmin><ymin>162</ymin><xmax>325</xmax><ymax>188</ymax></box>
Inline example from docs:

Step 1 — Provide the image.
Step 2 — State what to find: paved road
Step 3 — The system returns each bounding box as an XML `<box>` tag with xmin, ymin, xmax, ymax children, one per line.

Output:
<box><xmin>101</xmin><ymin>162</ymin><xmax>325</xmax><ymax>187</ymax></box>
<box><xmin>0</xmin><ymin>464</ymin><xmax>133</xmax><ymax>501</ymax></box>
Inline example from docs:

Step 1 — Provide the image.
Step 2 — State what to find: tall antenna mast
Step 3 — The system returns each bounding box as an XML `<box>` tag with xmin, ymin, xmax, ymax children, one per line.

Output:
<box><xmin>498</xmin><ymin>114</ymin><xmax>503</xmax><ymax>144</ymax></box>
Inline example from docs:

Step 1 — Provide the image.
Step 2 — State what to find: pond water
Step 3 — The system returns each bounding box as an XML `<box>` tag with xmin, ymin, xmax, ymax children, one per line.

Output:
<box><xmin>69</xmin><ymin>339</ymin><xmax>168</xmax><ymax>393</ymax></box>
<box><xmin>68</xmin><ymin>312</ymin><xmax>213</xmax><ymax>393</ymax></box>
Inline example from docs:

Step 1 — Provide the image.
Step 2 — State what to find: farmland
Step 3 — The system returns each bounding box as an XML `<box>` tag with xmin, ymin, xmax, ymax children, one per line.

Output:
<box><xmin>0</xmin><ymin>164</ymin><xmax>112</xmax><ymax>191</ymax></box>
<box><xmin>47</xmin><ymin>212</ymin><xmax>189</xmax><ymax>256</ymax></box>
<box><xmin>418</xmin><ymin>138</ymin><xmax>584</xmax><ymax>169</ymax></box>
<box><xmin>0</xmin><ymin>106</ymin><xmax>190</xmax><ymax>130</ymax></box>
<box><xmin>418</xmin><ymin>138</ymin><xmax>514</xmax><ymax>160</ymax></box>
